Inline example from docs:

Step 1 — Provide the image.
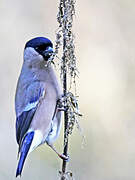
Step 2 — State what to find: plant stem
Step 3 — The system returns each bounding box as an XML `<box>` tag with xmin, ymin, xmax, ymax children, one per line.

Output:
<box><xmin>61</xmin><ymin>0</ymin><xmax>69</xmax><ymax>179</ymax></box>
<box><xmin>61</xmin><ymin>72</ymin><xmax>69</xmax><ymax>180</ymax></box>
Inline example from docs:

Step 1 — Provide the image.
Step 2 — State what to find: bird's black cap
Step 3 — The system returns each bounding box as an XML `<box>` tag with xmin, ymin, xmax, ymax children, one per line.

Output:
<box><xmin>25</xmin><ymin>37</ymin><xmax>53</xmax><ymax>49</ymax></box>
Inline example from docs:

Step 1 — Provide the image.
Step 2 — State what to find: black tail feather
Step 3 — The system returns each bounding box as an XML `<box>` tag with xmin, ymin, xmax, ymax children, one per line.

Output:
<box><xmin>16</xmin><ymin>131</ymin><xmax>34</xmax><ymax>177</ymax></box>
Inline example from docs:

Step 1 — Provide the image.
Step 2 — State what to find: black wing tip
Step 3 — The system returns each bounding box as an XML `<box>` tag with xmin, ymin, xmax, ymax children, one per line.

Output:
<box><xmin>16</xmin><ymin>109</ymin><xmax>36</xmax><ymax>145</ymax></box>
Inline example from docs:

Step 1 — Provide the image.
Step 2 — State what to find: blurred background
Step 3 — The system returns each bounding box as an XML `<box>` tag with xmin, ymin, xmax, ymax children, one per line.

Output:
<box><xmin>1</xmin><ymin>0</ymin><xmax>135</xmax><ymax>179</ymax></box>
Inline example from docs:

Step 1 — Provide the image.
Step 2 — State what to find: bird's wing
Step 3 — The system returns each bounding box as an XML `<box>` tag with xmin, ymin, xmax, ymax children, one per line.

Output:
<box><xmin>15</xmin><ymin>81</ymin><xmax>46</xmax><ymax>146</ymax></box>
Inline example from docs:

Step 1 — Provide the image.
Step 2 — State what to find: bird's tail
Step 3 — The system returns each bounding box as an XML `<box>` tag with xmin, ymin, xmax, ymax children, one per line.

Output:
<box><xmin>16</xmin><ymin>131</ymin><xmax>34</xmax><ymax>177</ymax></box>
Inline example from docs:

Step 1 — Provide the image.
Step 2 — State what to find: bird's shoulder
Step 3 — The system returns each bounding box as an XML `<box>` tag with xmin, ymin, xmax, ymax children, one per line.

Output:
<box><xmin>15</xmin><ymin>78</ymin><xmax>46</xmax><ymax>117</ymax></box>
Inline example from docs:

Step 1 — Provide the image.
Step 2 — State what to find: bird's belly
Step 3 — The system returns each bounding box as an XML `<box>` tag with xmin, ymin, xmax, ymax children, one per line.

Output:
<box><xmin>30</xmin><ymin>97</ymin><xmax>56</xmax><ymax>138</ymax></box>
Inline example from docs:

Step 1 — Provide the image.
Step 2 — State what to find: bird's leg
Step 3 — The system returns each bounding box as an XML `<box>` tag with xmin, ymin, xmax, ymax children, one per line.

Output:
<box><xmin>48</xmin><ymin>144</ymin><xmax>69</xmax><ymax>161</ymax></box>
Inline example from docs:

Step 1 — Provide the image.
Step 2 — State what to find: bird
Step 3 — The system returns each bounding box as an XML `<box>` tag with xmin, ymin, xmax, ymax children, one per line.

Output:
<box><xmin>15</xmin><ymin>37</ymin><xmax>67</xmax><ymax>177</ymax></box>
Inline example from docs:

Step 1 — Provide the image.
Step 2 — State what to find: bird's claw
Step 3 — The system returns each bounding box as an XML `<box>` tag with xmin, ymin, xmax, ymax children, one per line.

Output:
<box><xmin>59</xmin><ymin>154</ymin><xmax>69</xmax><ymax>162</ymax></box>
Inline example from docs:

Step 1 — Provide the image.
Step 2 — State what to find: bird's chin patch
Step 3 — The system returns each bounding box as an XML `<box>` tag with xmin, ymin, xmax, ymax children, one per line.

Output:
<box><xmin>43</xmin><ymin>54</ymin><xmax>51</xmax><ymax>61</ymax></box>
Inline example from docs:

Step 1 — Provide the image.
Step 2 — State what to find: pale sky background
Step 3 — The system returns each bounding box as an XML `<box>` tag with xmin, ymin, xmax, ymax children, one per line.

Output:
<box><xmin>0</xmin><ymin>0</ymin><xmax>135</xmax><ymax>180</ymax></box>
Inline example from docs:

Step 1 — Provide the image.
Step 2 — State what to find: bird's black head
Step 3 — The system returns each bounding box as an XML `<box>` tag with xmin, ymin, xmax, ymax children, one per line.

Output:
<box><xmin>25</xmin><ymin>37</ymin><xmax>53</xmax><ymax>61</ymax></box>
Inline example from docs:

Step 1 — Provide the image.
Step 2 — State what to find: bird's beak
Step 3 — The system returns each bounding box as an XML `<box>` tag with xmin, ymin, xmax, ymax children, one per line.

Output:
<box><xmin>43</xmin><ymin>47</ymin><xmax>54</xmax><ymax>59</ymax></box>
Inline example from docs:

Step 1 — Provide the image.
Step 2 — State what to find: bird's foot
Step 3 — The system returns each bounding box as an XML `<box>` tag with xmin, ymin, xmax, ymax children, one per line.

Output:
<box><xmin>58</xmin><ymin>154</ymin><xmax>69</xmax><ymax>162</ymax></box>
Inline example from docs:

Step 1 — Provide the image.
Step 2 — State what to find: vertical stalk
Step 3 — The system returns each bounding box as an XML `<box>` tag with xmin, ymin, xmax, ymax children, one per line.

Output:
<box><xmin>61</xmin><ymin>73</ymin><xmax>69</xmax><ymax>180</ymax></box>
<box><xmin>61</xmin><ymin>0</ymin><xmax>69</xmax><ymax>179</ymax></box>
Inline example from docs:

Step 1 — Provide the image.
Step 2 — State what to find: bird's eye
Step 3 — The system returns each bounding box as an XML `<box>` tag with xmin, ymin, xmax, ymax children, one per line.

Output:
<box><xmin>36</xmin><ymin>45</ymin><xmax>45</xmax><ymax>51</ymax></box>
